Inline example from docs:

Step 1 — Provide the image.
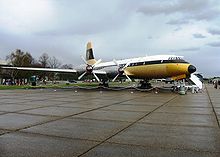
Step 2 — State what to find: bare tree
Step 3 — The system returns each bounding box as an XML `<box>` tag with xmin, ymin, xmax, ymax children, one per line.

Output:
<box><xmin>6</xmin><ymin>49</ymin><xmax>34</xmax><ymax>82</ymax></box>
<box><xmin>48</xmin><ymin>56</ymin><xmax>61</xmax><ymax>68</ymax></box>
<box><xmin>48</xmin><ymin>56</ymin><xmax>62</xmax><ymax>82</ymax></box>
<box><xmin>60</xmin><ymin>64</ymin><xmax>73</xmax><ymax>69</ymax></box>
<box><xmin>38</xmin><ymin>53</ymin><xmax>49</xmax><ymax>68</ymax></box>
<box><xmin>6</xmin><ymin>49</ymin><xmax>33</xmax><ymax>67</ymax></box>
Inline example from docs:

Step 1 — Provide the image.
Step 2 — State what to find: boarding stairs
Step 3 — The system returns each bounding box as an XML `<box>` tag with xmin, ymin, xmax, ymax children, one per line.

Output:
<box><xmin>188</xmin><ymin>73</ymin><xmax>203</xmax><ymax>90</ymax></box>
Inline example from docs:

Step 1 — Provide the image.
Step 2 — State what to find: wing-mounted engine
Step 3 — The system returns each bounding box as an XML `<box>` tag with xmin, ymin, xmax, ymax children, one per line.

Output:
<box><xmin>111</xmin><ymin>59</ymin><xmax>132</xmax><ymax>82</ymax></box>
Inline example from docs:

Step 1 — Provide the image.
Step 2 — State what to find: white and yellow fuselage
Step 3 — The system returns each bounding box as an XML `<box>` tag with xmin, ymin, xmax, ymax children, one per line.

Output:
<box><xmin>95</xmin><ymin>55</ymin><xmax>196</xmax><ymax>80</ymax></box>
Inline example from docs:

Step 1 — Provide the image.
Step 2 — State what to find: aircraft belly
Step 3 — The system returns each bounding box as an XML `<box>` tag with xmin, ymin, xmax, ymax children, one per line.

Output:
<box><xmin>126</xmin><ymin>63</ymin><xmax>190</xmax><ymax>79</ymax></box>
<box><xmin>126</xmin><ymin>64</ymin><xmax>167</xmax><ymax>79</ymax></box>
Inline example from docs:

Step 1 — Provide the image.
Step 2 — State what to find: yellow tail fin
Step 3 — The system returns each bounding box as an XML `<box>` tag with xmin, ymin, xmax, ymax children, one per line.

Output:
<box><xmin>86</xmin><ymin>42</ymin><xmax>96</xmax><ymax>65</ymax></box>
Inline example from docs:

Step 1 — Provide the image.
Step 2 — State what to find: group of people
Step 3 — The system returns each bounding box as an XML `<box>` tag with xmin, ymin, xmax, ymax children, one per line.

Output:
<box><xmin>214</xmin><ymin>80</ymin><xmax>220</xmax><ymax>89</ymax></box>
<box><xmin>2</xmin><ymin>79</ymin><xmax>27</xmax><ymax>86</ymax></box>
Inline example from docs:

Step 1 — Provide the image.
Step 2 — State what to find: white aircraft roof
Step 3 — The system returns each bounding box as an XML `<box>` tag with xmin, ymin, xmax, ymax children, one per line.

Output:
<box><xmin>96</xmin><ymin>55</ymin><xmax>184</xmax><ymax>68</ymax></box>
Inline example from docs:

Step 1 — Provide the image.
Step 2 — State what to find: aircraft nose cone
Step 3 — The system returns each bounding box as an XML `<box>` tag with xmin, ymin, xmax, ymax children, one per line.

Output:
<box><xmin>188</xmin><ymin>65</ymin><xmax>196</xmax><ymax>73</ymax></box>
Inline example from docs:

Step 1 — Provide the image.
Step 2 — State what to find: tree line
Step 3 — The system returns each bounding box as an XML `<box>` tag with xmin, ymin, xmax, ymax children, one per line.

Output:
<box><xmin>0</xmin><ymin>49</ymin><xmax>75</xmax><ymax>84</ymax></box>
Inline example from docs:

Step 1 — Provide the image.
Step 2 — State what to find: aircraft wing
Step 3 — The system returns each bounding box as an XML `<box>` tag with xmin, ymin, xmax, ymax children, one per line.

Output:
<box><xmin>1</xmin><ymin>66</ymin><xmax>77</xmax><ymax>73</ymax></box>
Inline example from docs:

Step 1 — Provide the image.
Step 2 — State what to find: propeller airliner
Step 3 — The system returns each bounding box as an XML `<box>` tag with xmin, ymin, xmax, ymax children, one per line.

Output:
<box><xmin>1</xmin><ymin>42</ymin><xmax>201</xmax><ymax>89</ymax></box>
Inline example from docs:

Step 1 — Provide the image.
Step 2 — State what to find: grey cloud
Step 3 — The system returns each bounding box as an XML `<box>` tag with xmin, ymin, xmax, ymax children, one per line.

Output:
<box><xmin>138</xmin><ymin>0</ymin><xmax>212</xmax><ymax>15</ymax></box>
<box><xmin>193</xmin><ymin>33</ymin><xmax>206</xmax><ymax>39</ymax></box>
<box><xmin>0</xmin><ymin>30</ymin><xmax>80</xmax><ymax>64</ymax></box>
<box><xmin>189</xmin><ymin>9</ymin><xmax>219</xmax><ymax>21</ymax></box>
<box><xmin>186</xmin><ymin>50</ymin><xmax>220</xmax><ymax>77</ymax></box>
<box><xmin>208</xmin><ymin>28</ymin><xmax>220</xmax><ymax>35</ymax></box>
<box><xmin>171</xmin><ymin>47</ymin><xmax>200</xmax><ymax>52</ymax></box>
<box><xmin>35</xmin><ymin>3</ymin><xmax>128</xmax><ymax>36</ymax></box>
<box><xmin>174</xmin><ymin>27</ymin><xmax>182</xmax><ymax>31</ymax></box>
<box><xmin>138</xmin><ymin>0</ymin><xmax>220</xmax><ymax>24</ymax></box>
<box><xmin>207</xmin><ymin>41</ymin><xmax>220</xmax><ymax>47</ymax></box>
<box><xmin>35</xmin><ymin>19</ymin><xmax>125</xmax><ymax>36</ymax></box>
<box><xmin>138</xmin><ymin>0</ymin><xmax>206</xmax><ymax>15</ymax></box>
<box><xmin>166</xmin><ymin>19</ymin><xmax>189</xmax><ymax>25</ymax></box>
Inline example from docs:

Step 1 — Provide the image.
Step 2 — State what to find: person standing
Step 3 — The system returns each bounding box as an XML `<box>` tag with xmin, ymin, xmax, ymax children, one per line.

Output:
<box><xmin>214</xmin><ymin>80</ymin><xmax>218</xmax><ymax>89</ymax></box>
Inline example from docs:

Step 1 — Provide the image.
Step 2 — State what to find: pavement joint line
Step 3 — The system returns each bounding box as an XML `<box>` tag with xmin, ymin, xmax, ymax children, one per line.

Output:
<box><xmin>3</xmin><ymin>129</ymin><xmax>219</xmax><ymax>154</ymax></box>
<box><xmin>205</xmin><ymin>85</ymin><xmax>220</xmax><ymax>129</ymax></box>
<box><xmin>65</xmin><ymin>116</ymin><xmax>147</xmax><ymax>124</ymax></box>
<box><xmin>99</xmin><ymin>108</ymin><xmax>156</xmax><ymax>113</ymax></box>
<box><xmin>0</xmin><ymin>117</ymin><xmax>57</xmax><ymax>132</ymax></box>
<box><xmin>0</xmin><ymin>129</ymin><xmax>11</xmax><ymax>136</ymax></box>
<box><xmin>20</xmin><ymin>95</ymin><xmax>128</xmax><ymax>105</ymax></box>
<box><xmin>0</xmin><ymin>112</ymin><xmax>8</xmax><ymax>115</ymax></box>
<box><xmin>136</xmin><ymin>121</ymin><xmax>219</xmax><ymax>128</ymax></box>
<box><xmin>0</xmin><ymin>96</ymin><xmax>104</xmax><ymax>114</ymax></box>
<box><xmin>143</xmin><ymin>111</ymin><xmax>213</xmax><ymax>116</ymax></box>
<box><xmin>99</xmin><ymin>106</ymin><xmax>215</xmax><ymax>116</ymax></box>
<box><xmin>0</xmin><ymin>93</ymin><xmax>149</xmax><ymax>137</ymax></box>
<box><xmin>17</xmin><ymin>130</ymin><xmax>103</xmax><ymax>143</ymax></box>
<box><xmin>9</xmin><ymin>112</ymin><xmax>63</xmax><ymax>118</ymax></box>
<box><xmin>77</xmin><ymin>95</ymin><xmax>178</xmax><ymax>157</ymax></box>
<box><xmin>0</xmin><ymin>102</ymin><xmax>72</xmax><ymax>115</ymax></box>
<box><xmin>1</xmin><ymin>93</ymin><xmax>99</xmax><ymax>105</ymax></box>
<box><xmin>161</xmin><ymin>106</ymin><xmax>212</xmax><ymax>108</ymax></box>
<box><xmin>45</xmin><ymin>97</ymin><xmax>100</xmax><ymax>103</ymax></box>
<box><xmin>0</xmin><ymin>98</ymin><xmax>55</xmax><ymax>105</ymax></box>
<box><xmin>104</xmin><ymin>140</ymin><xmax>220</xmax><ymax>154</ymax></box>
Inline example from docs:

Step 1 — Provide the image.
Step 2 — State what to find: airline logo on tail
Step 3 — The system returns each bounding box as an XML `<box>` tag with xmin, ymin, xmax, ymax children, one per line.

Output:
<box><xmin>86</xmin><ymin>42</ymin><xmax>97</xmax><ymax>65</ymax></box>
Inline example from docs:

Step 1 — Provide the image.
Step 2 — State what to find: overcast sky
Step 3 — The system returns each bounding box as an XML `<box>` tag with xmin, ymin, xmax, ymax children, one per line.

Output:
<box><xmin>0</xmin><ymin>0</ymin><xmax>220</xmax><ymax>77</ymax></box>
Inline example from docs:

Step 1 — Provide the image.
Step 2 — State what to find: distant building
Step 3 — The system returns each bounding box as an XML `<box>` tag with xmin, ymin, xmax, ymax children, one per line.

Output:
<box><xmin>0</xmin><ymin>59</ymin><xmax>9</xmax><ymax>84</ymax></box>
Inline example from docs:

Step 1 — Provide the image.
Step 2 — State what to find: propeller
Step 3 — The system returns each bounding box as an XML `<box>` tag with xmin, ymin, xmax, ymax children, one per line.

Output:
<box><xmin>112</xmin><ymin>59</ymin><xmax>132</xmax><ymax>82</ymax></box>
<box><xmin>78</xmin><ymin>56</ymin><xmax>102</xmax><ymax>82</ymax></box>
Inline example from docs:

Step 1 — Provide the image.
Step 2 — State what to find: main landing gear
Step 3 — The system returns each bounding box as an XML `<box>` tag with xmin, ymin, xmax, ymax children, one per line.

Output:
<box><xmin>138</xmin><ymin>79</ymin><xmax>152</xmax><ymax>89</ymax></box>
<box><xmin>99</xmin><ymin>80</ymin><xmax>109</xmax><ymax>87</ymax></box>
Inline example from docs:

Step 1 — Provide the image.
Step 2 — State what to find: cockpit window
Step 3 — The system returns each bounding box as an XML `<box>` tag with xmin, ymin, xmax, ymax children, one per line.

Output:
<box><xmin>166</xmin><ymin>57</ymin><xmax>188</xmax><ymax>63</ymax></box>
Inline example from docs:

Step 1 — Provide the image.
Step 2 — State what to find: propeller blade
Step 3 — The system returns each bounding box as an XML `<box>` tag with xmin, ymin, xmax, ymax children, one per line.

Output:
<box><xmin>78</xmin><ymin>71</ymin><xmax>87</xmax><ymax>80</ymax></box>
<box><xmin>125</xmin><ymin>74</ymin><xmax>132</xmax><ymax>82</ymax></box>
<box><xmin>92</xmin><ymin>72</ymin><xmax>100</xmax><ymax>82</ymax></box>
<box><xmin>81</xmin><ymin>56</ymin><xmax>88</xmax><ymax>65</ymax></box>
<box><xmin>123</xmin><ymin>62</ymin><xmax>130</xmax><ymax>69</ymax></box>
<box><xmin>112</xmin><ymin>74</ymin><xmax>120</xmax><ymax>82</ymax></box>
<box><xmin>92</xmin><ymin>59</ymin><xmax>102</xmax><ymax>67</ymax></box>
<box><xmin>113</xmin><ymin>59</ymin><xmax>120</xmax><ymax>67</ymax></box>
